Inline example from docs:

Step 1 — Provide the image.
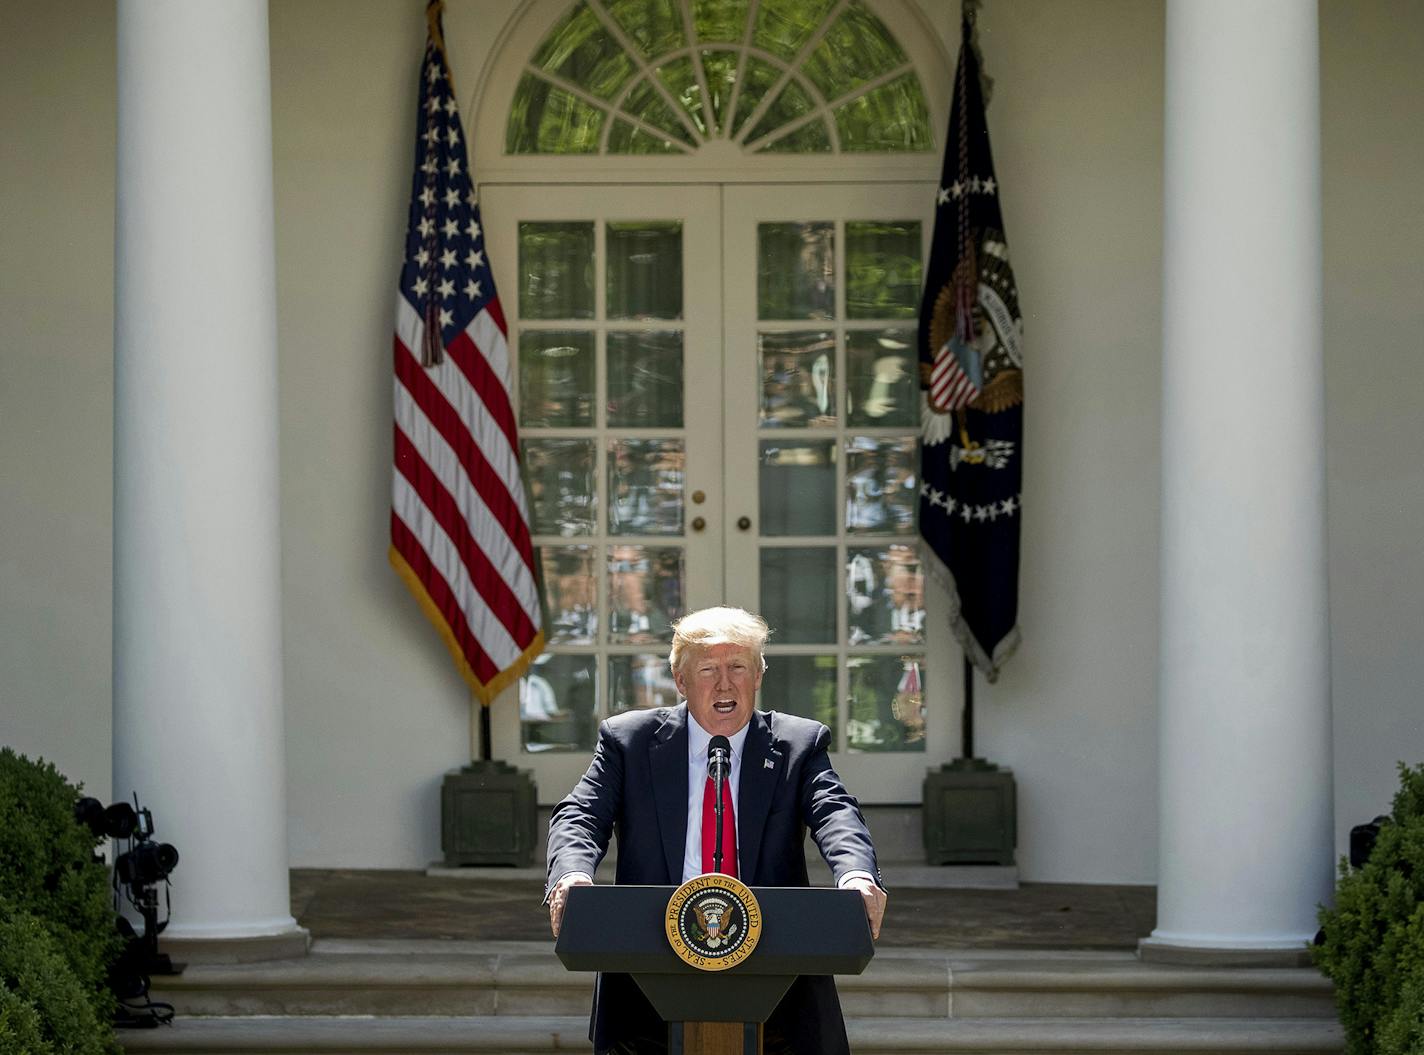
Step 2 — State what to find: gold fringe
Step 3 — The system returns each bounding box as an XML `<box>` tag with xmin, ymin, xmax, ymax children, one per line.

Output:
<box><xmin>389</xmin><ymin>545</ymin><xmax>546</xmax><ymax>706</ymax></box>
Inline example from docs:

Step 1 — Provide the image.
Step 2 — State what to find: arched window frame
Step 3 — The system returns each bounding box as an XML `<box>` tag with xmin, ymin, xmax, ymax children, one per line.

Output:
<box><xmin>461</xmin><ymin>0</ymin><xmax>952</xmax><ymax>184</ymax></box>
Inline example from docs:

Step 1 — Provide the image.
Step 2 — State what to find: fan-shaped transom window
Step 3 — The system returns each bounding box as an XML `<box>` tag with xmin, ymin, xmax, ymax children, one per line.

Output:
<box><xmin>506</xmin><ymin>0</ymin><xmax>933</xmax><ymax>155</ymax></box>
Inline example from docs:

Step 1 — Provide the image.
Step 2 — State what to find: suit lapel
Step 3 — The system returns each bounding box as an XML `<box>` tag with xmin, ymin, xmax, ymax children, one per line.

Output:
<box><xmin>650</xmin><ymin>704</ymin><xmax>689</xmax><ymax>884</ymax></box>
<box><xmin>737</xmin><ymin>710</ymin><xmax>780</xmax><ymax>884</ymax></box>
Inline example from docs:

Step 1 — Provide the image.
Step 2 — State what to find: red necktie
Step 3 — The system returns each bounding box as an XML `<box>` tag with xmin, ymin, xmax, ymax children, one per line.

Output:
<box><xmin>701</xmin><ymin>774</ymin><xmax>737</xmax><ymax>877</ymax></box>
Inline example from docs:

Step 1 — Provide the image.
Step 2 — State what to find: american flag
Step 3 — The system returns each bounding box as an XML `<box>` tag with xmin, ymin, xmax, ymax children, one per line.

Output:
<box><xmin>929</xmin><ymin>337</ymin><xmax>982</xmax><ymax>411</ymax></box>
<box><xmin>389</xmin><ymin>2</ymin><xmax>544</xmax><ymax>704</ymax></box>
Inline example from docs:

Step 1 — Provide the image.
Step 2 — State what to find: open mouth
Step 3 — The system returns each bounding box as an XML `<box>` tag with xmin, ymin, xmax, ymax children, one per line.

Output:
<box><xmin>713</xmin><ymin>699</ymin><xmax>737</xmax><ymax>714</ymax></box>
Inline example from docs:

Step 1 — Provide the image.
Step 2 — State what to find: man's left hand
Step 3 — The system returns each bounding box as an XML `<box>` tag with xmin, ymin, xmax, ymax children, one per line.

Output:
<box><xmin>842</xmin><ymin>876</ymin><xmax>887</xmax><ymax>940</ymax></box>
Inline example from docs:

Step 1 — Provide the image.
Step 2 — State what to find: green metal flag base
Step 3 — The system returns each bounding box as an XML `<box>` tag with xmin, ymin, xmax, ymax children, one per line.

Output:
<box><xmin>921</xmin><ymin>655</ymin><xmax>1017</xmax><ymax>865</ymax></box>
<box><xmin>441</xmin><ymin>760</ymin><xmax>538</xmax><ymax>867</ymax></box>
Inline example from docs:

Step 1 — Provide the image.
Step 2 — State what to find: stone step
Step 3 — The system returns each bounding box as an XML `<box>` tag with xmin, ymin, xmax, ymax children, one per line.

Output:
<box><xmin>117</xmin><ymin>1014</ymin><xmax>1344</xmax><ymax>1055</ymax></box>
<box><xmin>147</xmin><ymin>943</ymin><xmax>1335</xmax><ymax>1022</ymax></box>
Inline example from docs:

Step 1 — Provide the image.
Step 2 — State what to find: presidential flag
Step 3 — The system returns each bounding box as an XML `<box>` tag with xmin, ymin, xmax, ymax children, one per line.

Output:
<box><xmin>918</xmin><ymin>11</ymin><xmax>1023</xmax><ymax>682</ymax></box>
<box><xmin>389</xmin><ymin>1</ymin><xmax>544</xmax><ymax>703</ymax></box>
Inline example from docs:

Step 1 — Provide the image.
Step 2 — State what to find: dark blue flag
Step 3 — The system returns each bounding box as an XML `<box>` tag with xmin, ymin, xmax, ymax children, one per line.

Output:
<box><xmin>918</xmin><ymin>14</ymin><xmax>1023</xmax><ymax>682</ymax></box>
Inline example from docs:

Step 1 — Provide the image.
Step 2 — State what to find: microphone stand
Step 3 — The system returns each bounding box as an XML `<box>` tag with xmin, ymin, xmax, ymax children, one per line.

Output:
<box><xmin>712</xmin><ymin>761</ymin><xmax>726</xmax><ymax>875</ymax></box>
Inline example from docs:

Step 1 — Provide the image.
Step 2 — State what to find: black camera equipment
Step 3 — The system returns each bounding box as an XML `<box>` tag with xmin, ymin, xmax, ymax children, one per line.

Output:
<box><xmin>74</xmin><ymin>794</ymin><xmax>180</xmax><ymax>1028</ymax></box>
<box><xmin>1349</xmin><ymin>814</ymin><xmax>1391</xmax><ymax>869</ymax></box>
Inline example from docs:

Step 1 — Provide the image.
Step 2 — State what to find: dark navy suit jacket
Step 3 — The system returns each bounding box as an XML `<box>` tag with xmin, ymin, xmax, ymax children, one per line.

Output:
<box><xmin>546</xmin><ymin>705</ymin><xmax>882</xmax><ymax>1055</ymax></box>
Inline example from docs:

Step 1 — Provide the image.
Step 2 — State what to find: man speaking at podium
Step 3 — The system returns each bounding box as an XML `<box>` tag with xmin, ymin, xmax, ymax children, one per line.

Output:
<box><xmin>546</xmin><ymin>606</ymin><xmax>888</xmax><ymax>1055</ymax></box>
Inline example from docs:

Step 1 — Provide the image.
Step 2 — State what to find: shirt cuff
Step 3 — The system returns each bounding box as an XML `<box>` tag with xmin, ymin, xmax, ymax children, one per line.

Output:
<box><xmin>837</xmin><ymin>869</ymin><xmax>880</xmax><ymax>890</ymax></box>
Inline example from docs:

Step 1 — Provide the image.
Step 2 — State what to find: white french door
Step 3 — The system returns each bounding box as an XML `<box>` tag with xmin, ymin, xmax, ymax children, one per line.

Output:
<box><xmin>484</xmin><ymin>180</ymin><xmax>949</xmax><ymax>802</ymax></box>
<box><xmin>720</xmin><ymin>184</ymin><xmax>949</xmax><ymax>800</ymax></box>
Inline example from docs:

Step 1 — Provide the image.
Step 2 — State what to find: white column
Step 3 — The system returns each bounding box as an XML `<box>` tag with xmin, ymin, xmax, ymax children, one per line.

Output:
<box><xmin>1147</xmin><ymin>0</ymin><xmax>1333</xmax><ymax>961</ymax></box>
<box><xmin>114</xmin><ymin>0</ymin><xmax>300</xmax><ymax>948</ymax></box>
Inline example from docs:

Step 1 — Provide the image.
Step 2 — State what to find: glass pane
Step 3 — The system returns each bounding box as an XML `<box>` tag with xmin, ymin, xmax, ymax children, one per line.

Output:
<box><xmin>757</xmin><ymin>223</ymin><xmax>834</xmax><ymax>320</ymax></box>
<box><xmin>846</xmin><ymin>221</ymin><xmax>922</xmax><ymax>319</ymax></box>
<box><xmin>608</xmin><ymin>331</ymin><xmax>684</xmax><ymax>427</ymax></box>
<box><xmin>845</xmin><ymin>437</ymin><xmax>917</xmax><ymax>536</ymax></box>
<box><xmin>759</xmin><ymin>440</ymin><xmax>836</xmax><ymax>536</ymax></box>
<box><xmin>609</xmin><ymin>439</ymin><xmax>684</xmax><ymax>535</ymax></box>
<box><xmin>533</xmin><ymin>2</ymin><xmax>637</xmax><ymax>101</ymax></box>
<box><xmin>607</xmin><ymin>0</ymin><xmax>686</xmax><ymax>58</ymax></box>
<box><xmin>694</xmin><ymin>0</ymin><xmax>750</xmax><ymax>43</ymax></box>
<box><xmin>519</xmin><ymin>330</ymin><xmax>594</xmax><ymax>427</ymax></box>
<box><xmin>538</xmin><ymin>545</ymin><xmax>598</xmax><ymax>643</ymax></box>
<box><xmin>834</xmin><ymin>73</ymin><xmax>933</xmax><ymax>153</ymax></box>
<box><xmin>656</xmin><ymin>57</ymin><xmax>711</xmax><ymax>137</ymax></box>
<box><xmin>701</xmin><ymin>50</ymin><xmax>739</xmax><ymax>133</ymax></box>
<box><xmin>846</xmin><ymin>329</ymin><xmax>917</xmax><ymax>427</ymax></box>
<box><xmin>621</xmin><ymin>78</ymin><xmax>697</xmax><ymax>145</ymax></box>
<box><xmin>753</xmin><ymin>0</ymin><xmax>836</xmax><ymax>60</ymax></box>
<box><xmin>522</xmin><ymin>439</ymin><xmax>596</xmax><ymax>536</ymax></box>
<box><xmin>745</xmin><ymin>78</ymin><xmax>816</xmax><ymax>146</ymax></box>
<box><xmin>608</xmin><ymin>544</ymin><xmax>684</xmax><ymax>643</ymax></box>
<box><xmin>846</xmin><ymin>655</ymin><xmax>925</xmax><ymax>752</ymax></box>
<box><xmin>803</xmin><ymin>0</ymin><xmax>908</xmax><ymax>103</ymax></box>
<box><xmin>521</xmin><ymin>652</ymin><xmax>598</xmax><ymax>752</ymax></box>
<box><xmin>759</xmin><ymin>330</ymin><xmax>836</xmax><ymax>428</ymax></box>
<box><xmin>846</xmin><ymin>544</ymin><xmax>925</xmax><ymax>644</ymax></box>
<box><xmin>519</xmin><ymin>222</ymin><xmax>595</xmax><ymax>319</ymax></box>
<box><xmin>732</xmin><ymin>57</ymin><xmax>782</xmax><ymax>136</ymax></box>
<box><xmin>506</xmin><ymin>74</ymin><xmax>606</xmax><ymax>155</ymax></box>
<box><xmin>609</xmin><ymin>653</ymin><xmax>680</xmax><ymax>713</ymax></box>
<box><xmin>756</xmin><ymin>118</ymin><xmax>832</xmax><ymax>154</ymax></box>
<box><xmin>608</xmin><ymin>118</ymin><xmax>688</xmax><ymax>154</ymax></box>
<box><xmin>607</xmin><ymin>222</ymin><xmax>683</xmax><ymax>320</ymax></box>
<box><xmin>758</xmin><ymin>654</ymin><xmax>838</xmax><ymax>737</ymax></box>
<box><xmin>760</xmin><ymin>547</ymin><xmax>837</xmax><ymax>643</ymax></box>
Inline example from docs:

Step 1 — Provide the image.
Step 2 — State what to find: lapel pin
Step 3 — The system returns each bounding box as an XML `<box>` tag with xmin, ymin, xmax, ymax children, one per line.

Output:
<box><xmin>763</xmin><ymin>758</ymin><xmax>775</xmax><ymax>769</ymax></box>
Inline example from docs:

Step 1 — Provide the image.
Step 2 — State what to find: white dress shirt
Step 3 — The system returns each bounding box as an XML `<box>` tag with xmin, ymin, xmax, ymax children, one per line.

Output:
<box><xmin>682</xmin><ymin>716</ymin><xmax>750</xmax><ymax>882</ymax></box>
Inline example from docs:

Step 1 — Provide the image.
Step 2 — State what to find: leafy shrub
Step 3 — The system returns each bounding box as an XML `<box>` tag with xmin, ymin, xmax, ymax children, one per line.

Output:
<box><xmin>0</xmin><ymin>909</ymin><xmax>114</xmax><ymax>1055</ymax></box>
<box><xmin>1317</xmin><ymin>762</ymin><xmax>1424</xmax><ymax>1055</ymax></box>
<box><xmin>0</xmin><ymin>985</ymin><xmax>47</xmax><ymax>1055</ymax></box>
<box><xmin>0</xmin><ymin>748</ymin><xmax>120</xmax><ymax>1050</ymax></box>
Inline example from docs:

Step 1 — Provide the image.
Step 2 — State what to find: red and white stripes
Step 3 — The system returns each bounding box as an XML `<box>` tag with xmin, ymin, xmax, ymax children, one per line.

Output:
<box><xmin>390</xmin><ymin>297</ymin><xmax>543</xmax><ymax>701</ymax></box>
<box><xmin>929</xmin><ymin>341</ymin><xmax>980</xmax><ymax>412</ymax></box>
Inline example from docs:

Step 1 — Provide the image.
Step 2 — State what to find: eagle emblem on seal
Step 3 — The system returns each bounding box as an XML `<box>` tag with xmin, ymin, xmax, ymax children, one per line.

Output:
<box><xmin>691</xmin><ymin>897</ymin><xmax>740</xmax><ymax>949</ymax></box>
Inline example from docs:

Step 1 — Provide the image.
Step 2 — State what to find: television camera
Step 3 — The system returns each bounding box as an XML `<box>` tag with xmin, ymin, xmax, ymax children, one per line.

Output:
<box><xmin>74</xmin><ymin>795</ymin><xmax>180</xmax><ymax>1028</ymax></box>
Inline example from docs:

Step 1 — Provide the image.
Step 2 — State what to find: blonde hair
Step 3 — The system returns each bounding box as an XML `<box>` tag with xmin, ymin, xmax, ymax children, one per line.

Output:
<box><xmin>668</xmin><ymin>606</ymin><xmax>771</xmax><ymax>675</ymax></box>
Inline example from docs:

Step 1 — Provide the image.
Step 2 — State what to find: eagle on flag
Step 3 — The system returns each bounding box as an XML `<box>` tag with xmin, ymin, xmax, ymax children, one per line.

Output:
<box><xmin>918</xmin><ymin>6</ymin><xmax>1024</xmax><ymax>682</ymax></box>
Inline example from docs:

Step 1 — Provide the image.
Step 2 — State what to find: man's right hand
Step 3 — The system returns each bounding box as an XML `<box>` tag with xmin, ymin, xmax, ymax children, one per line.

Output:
<box><xmin>548</xmin><ymin>872</ymin><xmax>594</xmax><ymax>937</ymax></box>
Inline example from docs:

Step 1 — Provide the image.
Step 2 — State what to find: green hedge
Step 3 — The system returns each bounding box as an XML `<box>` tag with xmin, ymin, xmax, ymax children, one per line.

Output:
<box><xmin>0</xmin><ymin>748</ymin><xmax>120</xmax><ymax>1053</ymax></box>
<box><xmin>0</xmin><ymin>910</ymin><xmax>114</xmax><ymax>1055</ymax></box>
<box><xmin>1316</xmin><ymin>762</ymin><xmax>1424</xmax><ymax>1055</ymax></box>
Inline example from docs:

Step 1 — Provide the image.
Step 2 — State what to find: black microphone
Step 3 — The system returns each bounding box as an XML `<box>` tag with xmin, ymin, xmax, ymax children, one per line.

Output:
<box><xmin>708</xmin><ymin>735</ymin><xmax>732</xmax><ymax>875</ymax></box>
<box><xmin>707</xmin><ymin>735</ymin><xmax>732</xmax><ymax>782</ymax></box>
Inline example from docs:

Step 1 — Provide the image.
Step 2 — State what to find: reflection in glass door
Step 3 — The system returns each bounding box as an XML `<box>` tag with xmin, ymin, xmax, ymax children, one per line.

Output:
<box><xmin>483</xmin><ymin>185</ymin><xmax>723</xmax><ymax>796</ymax></box>
<box><xmin>485</xmin><ymin>182</ymin><xmax>947</xmax><ymax>803</ymax></box>
<box><xmin>722</xmin><ymin>184</ymin><xmax>948</xmax><ymax>802</ymax></box>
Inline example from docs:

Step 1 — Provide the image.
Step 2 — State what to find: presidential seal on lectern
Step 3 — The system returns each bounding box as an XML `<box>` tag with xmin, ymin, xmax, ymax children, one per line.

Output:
<box><xmin>665</xmin><ymin>874</ymin><xmax>763</xmax><ymax>972</ymax></box>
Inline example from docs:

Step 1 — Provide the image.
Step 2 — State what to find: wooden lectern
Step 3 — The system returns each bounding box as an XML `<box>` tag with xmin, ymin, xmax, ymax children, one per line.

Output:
<box><xmin>556</xmin><ymin>885</ymin><xmax>873</xmax><ymax>1055</ymax></box>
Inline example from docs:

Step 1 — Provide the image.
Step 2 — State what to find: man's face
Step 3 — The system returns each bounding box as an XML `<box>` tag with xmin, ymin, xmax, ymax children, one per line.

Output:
<box><xmin>676</xmin><ymin>642</ymin><xmax>763</xmax><ymax>738</ymax></box>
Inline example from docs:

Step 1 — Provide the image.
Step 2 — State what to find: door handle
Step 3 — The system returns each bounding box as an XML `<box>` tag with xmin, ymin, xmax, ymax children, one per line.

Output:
<box><xmin>737</xmin><ymin>516</ymin><xmax>752</xmax><ymax>531</ymax></box>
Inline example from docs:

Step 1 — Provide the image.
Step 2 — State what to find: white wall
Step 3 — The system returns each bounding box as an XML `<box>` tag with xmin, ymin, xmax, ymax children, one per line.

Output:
<box><xmin>943</xmin><ymin>0</ymin><xmax>1169</xmax><ymax>882</ymax></box>
<box><xmin>1320</xmin><ymin>0</ymin><xmax>1424</xmax><ymax>851</ymax></box>
<box><xmin>268</xmin><ymin>0</ymin><xmax>521</xmax><ymax>867</ymax></box>
<box><xmin>0</xmin><ymin>0</ymin><xmax>115</xmax><ymax>801</ymax></box>
<box><xmin>1</xmin><ymin>0</ymin><xmax>1419</xmax><ymax>882</ymax></box>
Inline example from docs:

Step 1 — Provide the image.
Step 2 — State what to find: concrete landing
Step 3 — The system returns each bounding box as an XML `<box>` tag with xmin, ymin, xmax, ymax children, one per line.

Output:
<box><xmin>287</xmin><ymin>870</ymin><xmax>1153</xmax><ymax>950</ymax></box>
